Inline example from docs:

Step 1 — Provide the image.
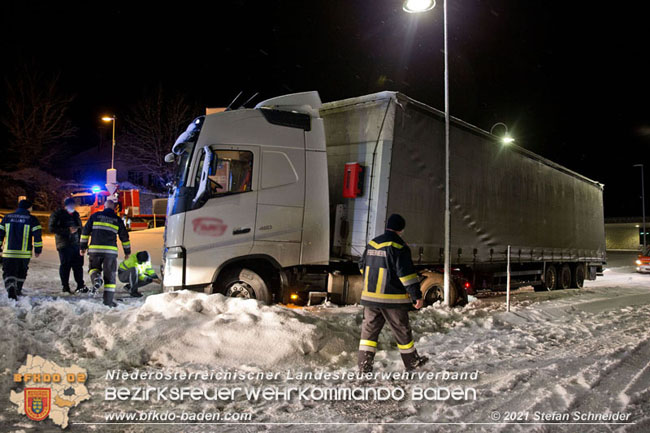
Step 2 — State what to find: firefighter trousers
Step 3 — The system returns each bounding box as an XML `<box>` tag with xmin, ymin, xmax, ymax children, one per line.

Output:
<box><xmin>358</xmin><ymin>306</ymin><xmax>420</xmax><ymax>372</ymax></box>
<box><xmin>2</xmin><ymin>257</ymin><xmax>29</xmax><ymax>298</ymax></box>
<box><xmin>118</xmin><ymin>267</ymin><xmax>152</xmax><ymax>292</ymax></box>
<box><xmin>88</xmin><ymin>253</ymin><xmax>117</xmax><ymax>292</ymax></box>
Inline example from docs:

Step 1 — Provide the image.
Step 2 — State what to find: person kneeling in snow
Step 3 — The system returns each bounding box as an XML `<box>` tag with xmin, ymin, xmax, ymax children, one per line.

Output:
<box><xmin>118</xmin><ymin>251</ymin><xmax>160</xmax><ymax>298</ymax></box>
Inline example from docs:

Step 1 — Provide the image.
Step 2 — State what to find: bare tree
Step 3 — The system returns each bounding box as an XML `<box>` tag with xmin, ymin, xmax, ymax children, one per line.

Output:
<box><xmin>121</xmin><ymin>86</ymin><xmax>197</xmax><ymax>189</ymax></box>
<box><xmin>2</xmin><ymin>65</ymin><xmax>77</xmax><ymax>168</ymax></box>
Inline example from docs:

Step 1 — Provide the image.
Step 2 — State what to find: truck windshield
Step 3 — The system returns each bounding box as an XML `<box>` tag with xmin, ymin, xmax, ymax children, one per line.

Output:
<box><xmin>171</xmin><ymin>116</ymin><xmax>204</xmax><ymax>187</ymax></box>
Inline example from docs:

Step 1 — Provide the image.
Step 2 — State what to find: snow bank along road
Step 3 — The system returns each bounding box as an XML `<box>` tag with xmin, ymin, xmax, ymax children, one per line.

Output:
<box><xmin>0</xmin><ymin>233</ymin><xmax>649</xmax><ymax>432</ymax></box>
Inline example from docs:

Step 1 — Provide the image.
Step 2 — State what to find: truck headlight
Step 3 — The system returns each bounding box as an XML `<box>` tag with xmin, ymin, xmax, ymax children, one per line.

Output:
<box><xmin>636</xmin><ymin>259</ymin><xmax>642</xmax><ymax>265</ymax></box>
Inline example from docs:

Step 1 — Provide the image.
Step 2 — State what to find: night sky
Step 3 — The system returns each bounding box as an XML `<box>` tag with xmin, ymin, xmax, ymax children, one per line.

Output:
<box><xmin>2</xmin><ymin>0</ymin><xmax>649</xmax><ymax>218</ymax></box>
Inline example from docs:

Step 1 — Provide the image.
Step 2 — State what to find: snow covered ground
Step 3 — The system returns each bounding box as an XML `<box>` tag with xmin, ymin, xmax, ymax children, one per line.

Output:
<box><xmin>1</xmin><ymin>233</ymin><xmax>649</xmax><ymax>432</ymax></box>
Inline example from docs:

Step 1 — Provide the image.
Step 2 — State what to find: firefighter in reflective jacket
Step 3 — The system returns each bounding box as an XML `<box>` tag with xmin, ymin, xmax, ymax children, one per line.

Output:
<box><xmin>358</xmin><ymin>214</ymin><xmax>428</xmax><ymax>372</ymax></box>
<box><xmin>118</xmin><ymin>251</ymin><xmax>160</xmax><ymax>298</ymax></box>
<box><xmin>80</xmin><ymin>199</ymin><xmax>130</xmax><ymax>307</ymax></box>
<box><xmin>0</xmin><ymin>200</ymin><xmax>42</xmax><ymax>300</ymax></box>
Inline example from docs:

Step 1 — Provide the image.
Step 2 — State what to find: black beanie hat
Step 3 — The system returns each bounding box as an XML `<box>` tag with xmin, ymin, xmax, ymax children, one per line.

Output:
<box><xmin>136</xmin><ymin>251</ymin><xmax>150</xmax><ymax>263</ymax></box>
<box><xmin>386</xmin><ymin>214</ymin><xmax>406</xmax><ymax>231</ymax></box>
<box><xmin>18</xmin><ymin>199</ymin><xmax>32</xmax><ymax>209</ymax></box>
<box><xmin>64</xmin><ymin>197</ymin><xmax>76</xmax><ymax>206</ymax></box>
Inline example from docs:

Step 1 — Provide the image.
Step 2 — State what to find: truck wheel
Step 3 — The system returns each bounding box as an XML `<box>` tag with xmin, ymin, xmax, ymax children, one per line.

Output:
<box><xmin>572</xmin><ymin>264</ymin><xmax>585</xmax><ymax>289</ymax></box>
<box><xmin>218</xmin><ymin>268</ymin><xmax>272</xmax><ymax>304</ymax></box>
<box><xmin>420</xmin><ymin>271</ymin><xmax>463</xmax><ymax>306</ymax></box>
<box><xmin>147</xmin><ymin>220</ymin><xmax>155</xmax><ymax>229</ymax></box>
<box><xmin>543</xmin><ymin>265</ymin><xmax>557</xmax><ymax>291</ymax></box>
<box><xmin>558</xmin><ymin>264</ymin><xmax>572</xmax><ymax>290</ymax></box>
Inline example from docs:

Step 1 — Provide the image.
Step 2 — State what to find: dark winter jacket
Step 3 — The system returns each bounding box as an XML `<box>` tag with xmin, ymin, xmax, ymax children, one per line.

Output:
<box><xmin>0</xmin><ymin>208</ymin><xmax>43</xmax><ymax>258</ymax></box>
<box><xmin>48</xmin><ymin>208</ymin><xmax>83</xmax><ymax>250</ymax></box>
<box><xmin>80</xmin><ymin>208</ymin><xmax>131</xmax><ymax>256</ymax></box>
<box><xmin>358</xmin><ymin>230</ymin><xmax>422</xmax><ymax>309</ymax></box>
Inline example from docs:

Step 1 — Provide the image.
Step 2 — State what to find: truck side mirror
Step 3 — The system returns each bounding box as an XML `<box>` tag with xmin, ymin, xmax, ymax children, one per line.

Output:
<box><xmin>192</xmin><ymin>147</ymin><xmax>214</xmax><ymax>206</ymax></box>
<box><xmin>164</xmin><ymin>153</ymin><xmax>176</xmax><ymax>163</ymax></box>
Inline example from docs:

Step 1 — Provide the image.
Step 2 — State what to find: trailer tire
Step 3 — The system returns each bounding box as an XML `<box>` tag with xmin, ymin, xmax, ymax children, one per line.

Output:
<box><xmin>543</xmin><ymin>265</ymin><xmax>558</xmax><ymax>291</ymax></box>
<box><xmin>558</xmin><ymin>264</ymin><xmax>572</xmax><ymax>290</ymax></box>
<box><xmin>218</xmin><ymin>267</ymin><xmax>272</xmax><ymax>304</ymax></box>
<box><xmin>420</xmin><ymin>271</ymin><xmax>465</xmax><ymax>307</ymax></box>
<box><xmin>572</xmin><ymin>263</ymin><xmax>585</xmax><ymax>289</ymax></box>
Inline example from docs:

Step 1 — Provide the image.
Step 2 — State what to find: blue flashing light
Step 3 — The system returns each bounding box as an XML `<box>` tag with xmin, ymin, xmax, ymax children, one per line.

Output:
<box><xmin>91</xmin><ymin>185</ymin><xmax>102</xmax><ymax>194</ymax></box>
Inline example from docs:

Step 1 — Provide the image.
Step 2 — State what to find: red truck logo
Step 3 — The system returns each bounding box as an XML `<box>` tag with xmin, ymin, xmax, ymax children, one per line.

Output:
<box><xmin>192</xmin><ymin>218</ymin><xmax>228</xmax><ymax>237</ymax></box>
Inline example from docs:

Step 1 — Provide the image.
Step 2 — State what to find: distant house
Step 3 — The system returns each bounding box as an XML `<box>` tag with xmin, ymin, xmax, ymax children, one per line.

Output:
<box><xmin>57</xmin><ymin>144</ymin><xmax>161</xmax><ymax>189</ymax></box>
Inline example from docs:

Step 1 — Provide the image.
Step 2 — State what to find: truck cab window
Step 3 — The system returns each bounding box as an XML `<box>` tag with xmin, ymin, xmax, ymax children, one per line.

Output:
<box><xmin>195</xmin><ymin>149</ymin><xmax>254</xmax><ymax>198</ymax></box>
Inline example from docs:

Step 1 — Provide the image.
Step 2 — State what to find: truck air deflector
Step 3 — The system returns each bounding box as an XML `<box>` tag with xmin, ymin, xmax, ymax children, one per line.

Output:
<box><xmin>258</xmin><ymin>108</ymin><xmax>311</xmax><ymax>131</ymax></box>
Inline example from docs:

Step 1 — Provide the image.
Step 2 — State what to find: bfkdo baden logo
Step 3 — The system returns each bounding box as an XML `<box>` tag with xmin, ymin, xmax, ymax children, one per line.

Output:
<box><xmin>25</xmin><ymin>388</ymin><xmax>51</xmax><ymax>421</ymax></box>
<box><xmin>10</xmin><ymin>355</ymin><xmax>90</xmax><ymax>429</ymax></box>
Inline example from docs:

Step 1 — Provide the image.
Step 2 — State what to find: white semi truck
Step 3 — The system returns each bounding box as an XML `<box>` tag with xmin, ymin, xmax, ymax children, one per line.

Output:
<box><xmin>162</xmin><ymin>91</ymin><xmax>606</xmax><ymax>305</ymax></box>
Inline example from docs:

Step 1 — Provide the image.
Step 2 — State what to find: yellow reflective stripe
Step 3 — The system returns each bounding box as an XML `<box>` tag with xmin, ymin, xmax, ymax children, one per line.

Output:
<box><xmin>89</xmin><ymin>245</ymin><xmax>118</xmax><ymax>250</ymax></box>
<box><xmin>363</xmin><ymin>266</ymin><xmax>369</xmax><ymax>291</ymax></box>
<box><xmin>0</xmin><ymin>224</ymin><xmax>5</xmax><ymax>231</ymax></box>
<box><xmin>369</xmin><ymin>240</ymin><xmax>403</xmax><ymax>250</ymax></box>
<box><xmin>3</xmin><ymin>249</ymin><xmax>32</xmax><ymax>255</ymax></box>
<box><xmin>119</xmin><ymin>263</ymin><xmax>128</xmax><ymax>270</ymax></box>
<box><xmin>397</xmin><ymin>340</ymin><xmax>414</xmax><ymax>350</ymax></box>
<box><xmin>31</xmin><ymin>225</ymin><xmax>42</xmax><ymax>232</ymax></box>
<box><xmin>33</xmin><ymin>242</ymin><xmax>43</xmax><ymax>247</ymax></box>
<box><xmin>359</xmin><ymin>339</ymin><xmax>377</xmax><ymax>347</ymax></box>
<box><xmin>399</xmin><ymin>273</ymin><xmax>419</xmax><ymax>285</ymax></box>
<box><xmin>361</xmin><ymin>290</ymin><xmax>410</xmax><ymax>300</ymax></box>
<box><xmin>89</xmin><ymin>268</ymin><xmax>100</xmax><ymax>274</ymax></box>
<box><xmin>122</xmin><ymin>241</ymin><xmax>131</xmax><ymax>246</ymax></box>
<box><xmin>22</xmin><ymin>225</ymin><xmax>29</xmax><ymax>251</ymax></box>
<box><xmin>94</xmin><ymin>222</ymin><xmax>119</xmax><ymax>230</ymax></box>
<box><xmin>376</xmin><ymin>267</ymin><xmax>385</xmax><ymax>293</ymax></box>
<box><xmin>104</xmin><ymin>283</ymin><xmax>116</xmax><ymax>288</ymax></box>
<box><xmin>80</xmin><ymin>235</ymin><xmax>90</xmax><ymax>240</ymax></box>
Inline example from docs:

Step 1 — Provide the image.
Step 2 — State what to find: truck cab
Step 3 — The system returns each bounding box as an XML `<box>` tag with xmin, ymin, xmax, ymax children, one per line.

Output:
<box><xmin>163</xmin><ymin>92</ymin><xmax>330</xmax><ymax>302</ymax></box>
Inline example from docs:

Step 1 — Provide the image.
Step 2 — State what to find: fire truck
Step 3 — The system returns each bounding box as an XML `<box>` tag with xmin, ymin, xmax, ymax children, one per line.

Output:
<box><xmin>71</xmin><ymin>186</ymin><xmax>166</xmax><ymax>231</ymax></box>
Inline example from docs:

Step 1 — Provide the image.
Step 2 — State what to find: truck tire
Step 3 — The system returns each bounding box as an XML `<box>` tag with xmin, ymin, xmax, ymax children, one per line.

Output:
<box><xmin>420</xmin><ymin>271</ymin><xmax>466</xmax><ymax>307</ymax></box>
<box><xmin>558</xmin><ymin>264</ymin><xmax>572</xmax><ymax>290</ymax></box>
<box><xmin>218</xmin><ymin>268</ymin><xmax>272</xmax><ymax>304</ymax></box>
<box><xmin>543</xmin><ymin>265</ymin><xmax>558</xmax><ymax>291</ymax></box>
<box><xmin>572</xmin><ymin>263</ymin><xmax>585</xmax><ymax>289</ymax></box>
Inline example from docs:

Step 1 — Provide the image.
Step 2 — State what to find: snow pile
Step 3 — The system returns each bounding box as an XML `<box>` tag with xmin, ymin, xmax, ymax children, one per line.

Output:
<box><xmin>0</xmin><ymin>291</ymin><xmax>358</xmax><ymax>371</ymax></box>
<box><xmin>106</xmin><ymin>291</ymin><xmax>357</xmax><ymax>368</ymax></box>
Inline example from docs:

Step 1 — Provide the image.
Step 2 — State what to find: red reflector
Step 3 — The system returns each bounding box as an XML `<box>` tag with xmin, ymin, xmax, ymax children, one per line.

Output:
<box><xmin>464</xmin><ymin>282</ymin><xmax>470</xmax><ymax>288</ymax></box>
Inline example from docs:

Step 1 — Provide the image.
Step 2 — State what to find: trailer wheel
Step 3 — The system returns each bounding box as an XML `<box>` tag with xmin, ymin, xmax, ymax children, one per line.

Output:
<box><xmin>420</xmin><ymin>271</ymin><xmax>465</xmax><ymax>306</ymax></box>
<box><xmin>558</xmin><ymin>264</ymin><xmax>572</xmax><ymax>290</ymax></box>
<box><xmin>218</xmin><ymin>267</ymin><xmax>272</xmax><ymax>304</ymax></box>
<box><xmin>572</xmin><ymin>264</ymin><xmax>585</xmax><ymax>289</ymax></box>
<box><xmin>543</xmin><ymin>265</ymin><xmax>558</xmax><ymax>291</ymax></box>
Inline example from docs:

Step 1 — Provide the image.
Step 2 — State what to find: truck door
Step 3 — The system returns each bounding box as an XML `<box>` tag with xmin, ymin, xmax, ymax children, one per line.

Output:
<box><xmin>183</xmin><ymin>145</ymin><xmax>259</xmax><ymax>287</ymax></box>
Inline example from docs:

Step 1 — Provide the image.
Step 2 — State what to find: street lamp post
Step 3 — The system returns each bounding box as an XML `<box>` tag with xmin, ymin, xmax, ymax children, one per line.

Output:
<box><xmin>102</xmin><ymin>116</ymin><xmax>116</xmax><ymax>169</ymax></box>
<box><xmin>490</xmin><ymin>122</ymin><xmax>515</xmax><ymax>145</ymax></box>
<box><xmin>101</xmin><ymin>116</ymin><xmax>119</xmax><ymax>196</ymax></box>
<box><xmin>403</xmin><ymin>0</ymin><xmax>452</xmax><ymax>306</ymax></box>
<box><xmin>634</xmin><ymin>164</ymin><xmax>646</xmax><ymax>251</ymax></box>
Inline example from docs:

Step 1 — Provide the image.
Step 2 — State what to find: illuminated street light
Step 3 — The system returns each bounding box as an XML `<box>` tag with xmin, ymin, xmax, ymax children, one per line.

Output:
<box><xmin>101</xmin><ymin>115</ymin><xmax>116</xmax><ymax>169</ymax></box>
<box><xmin>490</xmin><ymin>122</ymin><xmax>514</xmax><ymax>145</ymax></box>
<box><xmin>403</xmin><ymin>0</ymin><xmax>436</xmax><ymax>13</ymax></box>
